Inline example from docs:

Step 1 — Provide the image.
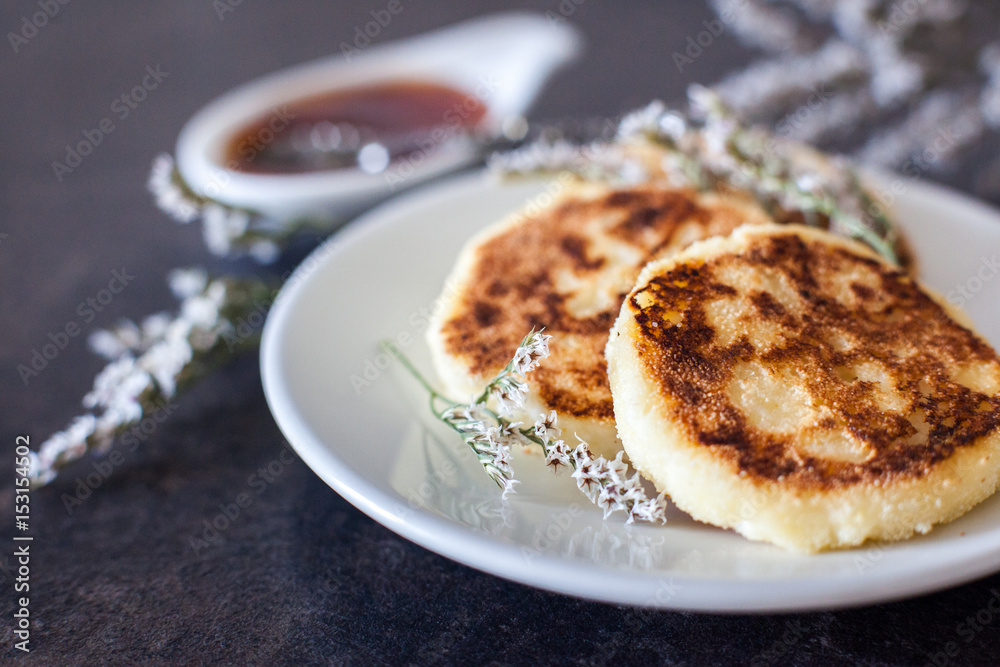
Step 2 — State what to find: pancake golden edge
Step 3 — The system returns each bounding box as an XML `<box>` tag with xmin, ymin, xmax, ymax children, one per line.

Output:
<box><xmin>606</xmin><ymin>223</ymin><xmax>1000</xmax><ymax>552</ymax></box>
<box><xmin>426</xmin><ymin>179</ymin><xmax>774</xmax><ymax>460</ymax></box>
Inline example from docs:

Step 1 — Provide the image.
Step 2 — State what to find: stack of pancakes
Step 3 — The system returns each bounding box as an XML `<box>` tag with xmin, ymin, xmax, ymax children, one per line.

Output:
<box><xmin>426</xmin><ymin>177</ymin><xmax>1000</xmax><ymax>552</ymax></box>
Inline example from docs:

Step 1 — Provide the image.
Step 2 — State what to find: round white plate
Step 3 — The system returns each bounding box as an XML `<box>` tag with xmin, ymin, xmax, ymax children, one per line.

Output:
<box><xmin>261</xmin><ymin>170</ymin><xmax>1000</xmax><ymax>612</ymax></box>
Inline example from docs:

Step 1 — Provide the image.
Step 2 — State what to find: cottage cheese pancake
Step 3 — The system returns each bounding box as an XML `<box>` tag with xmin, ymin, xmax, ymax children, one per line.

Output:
<box><xmin>606</xmin><ymin>224</ymin><xmax>1000</xmax><ymax>552</ymax></box>
<box><xmin>427</xmin><ymin>181</ymin><xmax>772</xmax><ymax>458</ymax></box>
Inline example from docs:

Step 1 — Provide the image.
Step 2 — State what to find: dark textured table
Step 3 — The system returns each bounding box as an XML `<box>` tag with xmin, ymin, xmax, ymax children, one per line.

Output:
<box><xmin>3</xmin><ymin>2</ymin><xmax>1000</xmax><ymax>665</ymax></box>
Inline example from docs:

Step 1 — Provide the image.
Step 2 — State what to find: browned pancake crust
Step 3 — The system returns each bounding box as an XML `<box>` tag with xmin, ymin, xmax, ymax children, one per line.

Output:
<box><xmin>439</xmin><ymin>186</ymin><xmax>764</xmax><ymax>421</ymax></box>
<box><xmin>626</xmin><ymin>231</ymin><xmax>1000</xmax><ymax>489</ymax></box>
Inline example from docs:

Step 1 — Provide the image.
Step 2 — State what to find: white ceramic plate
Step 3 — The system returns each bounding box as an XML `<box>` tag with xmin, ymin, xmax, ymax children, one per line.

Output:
<box><xmin>261</xmin><ymin>170</ymin><xmax>1000</xmax><ymax>612</ymax></box>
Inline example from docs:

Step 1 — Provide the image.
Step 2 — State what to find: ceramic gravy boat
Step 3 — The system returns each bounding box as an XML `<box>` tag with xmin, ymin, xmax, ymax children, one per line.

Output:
<box><xmin>175</xmin><ymin>12</ymin><xmax>582</xmax><ymax>222</ymax></box>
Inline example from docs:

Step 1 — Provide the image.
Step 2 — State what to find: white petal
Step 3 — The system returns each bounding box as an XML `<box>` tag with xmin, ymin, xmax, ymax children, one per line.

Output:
<box><xmin>168</xmin><ymin>268</ymin><xmax>208</xmax><ymax>300</ymax></box>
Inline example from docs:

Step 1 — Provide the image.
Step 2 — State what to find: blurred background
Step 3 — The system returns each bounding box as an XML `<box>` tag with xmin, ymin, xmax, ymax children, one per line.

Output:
<box><xmin>5</xmin><ymin>1</ymin><xmax>1000</xmax><ymax>441</ymax></box>
<box><xmin>2</xmin><ymin>1</ymin><xmax>1000</xmax><ymax>663</ymax></box>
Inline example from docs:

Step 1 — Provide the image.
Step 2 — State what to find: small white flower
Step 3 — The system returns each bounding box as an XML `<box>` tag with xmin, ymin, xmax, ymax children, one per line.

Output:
<box><xmin>249</xmin><ymin>240</ymin><xmax>281</xmax><ymax>265</ymax></box>
<box><xmin>66</xmin><ymin>414</ymin><xmax>97</xmax><ymax>444</ymax></box>
<box><xmin>38</xmin><ymin>429</ymin><xmax>85</xmax><ymax>469</ymax></box>
<box><xmin>511</xmin><ymin>331</ymin><xmax>551</xmax><ymax>375</ymax></box>
<box><xmin>452</xmin><ymin>403</ymin><xmax>477</xmax><ymax>421</ymax></box>
<box><xmin>84</xmin><ymin>356</ymin><xmax>140</xmax><ymax>409</ymax></box>
<box><xmin>534</xmin><ymin>410</ymin><xmax>561</xmax><ymax>444</ymax></box>
<box><xmin>114</xmin><ymin>320</ymin><xmax>143</xmax><ymax>350</ymax></box>
<box><xmin>141</xmin><ymin>312</ymin><xmax>172</xmax><ymax>342</ymax></box>
<box><xmin>88</xmin><ymin>403</ymin><xmax>137</xmax><ymax>454</ymax></box>
<box><xmin>94</xmin><ymin>369</ymin><xmax>151</xmax><ymax>422</ymax></box>
<box><xmin>28</xmin><ymin>451</ymin><xmax>56</xmax><ymax>486</ymax></box>
<box><xmin>202</xmin><ymin>204</ymin><xmax>250</xmax><ymax>256</ymax></box>
<box><xmin>140</xmin><ymin>336</ymin><xmax>193</xmax><ymax>398</ymax></box>
<box><xmin>606</xmin><ymin>451</ymin><xmax>630</xmax><ymax>486</ymax></box>
<box><xmin>104</xmin><ymin>397</ymin><xmax>144</xmax><ymax>427</ymax></box>
<box><xmin>497</xmin><ymin>475</ymin><xmax>519</xmax><ymax>501</ymax></box>
<box><xmin>90</xmin><ymin>414</ymin><xmax>118</xmax><ymax>452</ymax></box>
<box><xmin>597</xmin><ymin>482</ymin><xmax>627</xmax><ymax>519</ymax></box>
<box><xmin>148</xmin><ymin>153</ymin><xmax>201</xmax><ymax>223</ymax></box>
<box><xmin>88</xmin><ymin>328</ymin><xmax>131</xmax><ymax>360</ymax></box>
<box><xmin>510</xmin><ymin>347</ymin><xmax>534</xmax><ymax>376</ymax></box>
<box><xmin>36</xmin><ymin>414</ymin><xmax>98</xmax><ymax>476</ymax></box>
<box><xmin>469</xmin><ymin>425</ymin><xmax>500</xmax><ymax>453</ymax></box>
<box><xmin>570</xmin><ymin>442</ymin><xmax>602</xmax><ymax>501</ymax></box>
<box><xmin>491</xmin><ymin>438</ymin><xmax>514</xmax><ymax>471</ymax></box>
<box><xmin>181</xmin><ymin>295</ymin><xmax>220</xmax><ymax>331</ymax></box>
<box><xmin>457</xmin><ymin>421</ymin><xmax>489</xmax><ymax>440</ymax></box>
<box><xmin>491</xmin><ymin>377</ymin><xmax>528</xmax><ymax>417</ymax></box>
<box><xmin>500</xmin><ymin>421</ymin><xmax>531</xmax><ymax>449</ymax></box>
<box><xmin>632</xmin><ymin>492</ymin><xmax>670</xmax><ymax>525</ymax></box>
<box><xmin>621</xmin><ymin>473</ymin><xmax>647</xmax><ymax>505</ymax></box>
<box><xmin>188</xmin><ymin>327</ymin><xmax>220</xmax><ymax>352</ymax></box>
<box><xmin>617</xmin><ymin>101</ymin><xmax>668</xmax><ymax>140</ymax></box>
<box><xmin>489</xmin><ymin>139</ymin><xmax>629</xmax><ymax>183</ymax></box>
<box><xmin>204</xmin><ymin>280</ymin><xmax>228</xmax><ymax>307</ymax></box>
<box><xmin>465</xmin><ymin>423</ymin><xmax>516</xmax><ymax>498</ymax></box>
<box><xmin>543</xmin><ymin>438</ymin><xmax>572</xmax><ymax>471</ymax></box>
<box><xmin>168</xmin><ymin>268</ymin><xmax>208</xmax><ymax>300</ymax></box>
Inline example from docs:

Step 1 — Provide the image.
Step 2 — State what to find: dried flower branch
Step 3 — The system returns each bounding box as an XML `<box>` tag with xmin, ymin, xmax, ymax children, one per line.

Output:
<box><xmin>708</xmin><ymin>0</ymin><xmax>999</xmax><ymax>188</ymax></box>
<box><xmin>617</xmin><ymin>87</ymin><xmax>904</xmax><ymax>265</ymax></box>
<box><xmin>147</xmin><ymin>153</ymin><xmax>324</xmax><ymax>264</ymax></box>
<box><xmin>27</xmin><ymin>269</ymin><xmax>276</xmax><ymax>487</ymax></box>
<box><xmin>385</xmin><ymin>331</ymin><xmax>668</xmax><ymax>523</ymax></box>
<box><xmin>491</xmin><ymin>88</ymin><xmax>905</xmax><ymax>265</ymax></box>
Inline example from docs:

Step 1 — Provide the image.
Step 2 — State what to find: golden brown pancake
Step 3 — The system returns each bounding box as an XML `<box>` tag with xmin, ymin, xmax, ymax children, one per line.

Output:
<box><xmin>426</xmin><ymin>180</ymin><xmax>773</xmax><ymax>458</ymax></box>
<box><xmin>606</xmin><ymin>223</ymin><xmax>1000</xmax><ymax>551</ymax></box>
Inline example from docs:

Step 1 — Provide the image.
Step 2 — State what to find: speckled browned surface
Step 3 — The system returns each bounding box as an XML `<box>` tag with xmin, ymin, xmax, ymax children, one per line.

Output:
<box><xmin>3</xmin><ymin>2</ymin><xmax>1000</xmax><ymax>665</ymax></box>
<box><xmin>439</xmin><ymin>185</ymin><xmax>765</xmax><ymax>423</ymax></box>
<box><xmin>627</xmin><ymin>228</ymin><xmax>1000</xmax><ymax>488</ymax></box>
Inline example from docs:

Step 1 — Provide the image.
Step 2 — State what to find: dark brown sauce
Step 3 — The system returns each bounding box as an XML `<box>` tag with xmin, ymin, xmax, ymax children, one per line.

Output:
<box><xmin>224</xmin><ymin>80</ymin><xmax>488</xmax><ymax>174</ymax></box>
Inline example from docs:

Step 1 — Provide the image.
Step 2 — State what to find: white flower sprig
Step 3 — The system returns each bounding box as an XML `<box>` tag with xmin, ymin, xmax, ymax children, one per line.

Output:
<box><xmin>616</xmin><ymin>87</ymin><xmax>904</xmax><ymax>265</ymax></box>
<box><xmin>487</xmin><ymin>139</ymin><xmax>641</xmax><ymax>185</ymax></box>
<box><xmin>490</xmin><ymin>89</ymin><xmax>905</xmax><ymax>266</ymax></box>
<box><xmin>385</xmin><ymin>330</ymin><xmax>668</xmax><ymax>523</ymax></box>
<box><xmin>147</xmin><ymin>153</ymin><xmax>287</xmax><ymax>264</ymax></box>
<box><xmin>28</xmin><ymin>268</ymin><xmax>275</xmax><ymax>487</ymax></box>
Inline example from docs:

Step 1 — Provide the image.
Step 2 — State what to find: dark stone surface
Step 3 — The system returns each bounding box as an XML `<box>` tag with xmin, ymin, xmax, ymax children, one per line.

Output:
<box><xmin>2</xmin><ymin>1</ymin><xmax>999</xmax><ymax>665</ymax></box>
